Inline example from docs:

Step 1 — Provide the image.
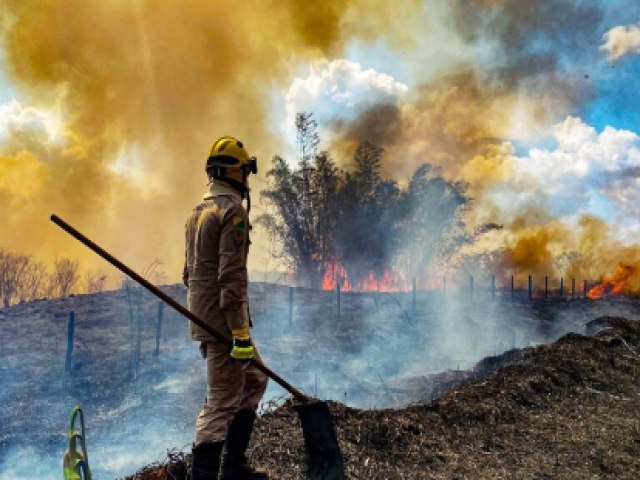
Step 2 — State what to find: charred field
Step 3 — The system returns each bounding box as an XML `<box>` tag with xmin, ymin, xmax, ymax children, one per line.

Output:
<box><xmin>1</xmin><ymin>283</ymin><xmax>640</xmax><ymax>478</ymax></box>
<box><xmin>132</xmin><ymin>315</ymin><xmax>640</xmax><ymax>480</ymax></box>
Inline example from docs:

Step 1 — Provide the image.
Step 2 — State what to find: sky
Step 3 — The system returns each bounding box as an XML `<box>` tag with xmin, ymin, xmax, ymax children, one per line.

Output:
<box><xmin>0</xmin><ymin>0</ymin><xmax>639</xmax><ymax>287</ymax></box>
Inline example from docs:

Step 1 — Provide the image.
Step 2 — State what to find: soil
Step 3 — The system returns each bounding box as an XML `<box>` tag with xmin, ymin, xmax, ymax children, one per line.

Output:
<box><xmin>124</xmin><ymin>316</ymin><xmax>640</xmax><ymax>479</ymax></box>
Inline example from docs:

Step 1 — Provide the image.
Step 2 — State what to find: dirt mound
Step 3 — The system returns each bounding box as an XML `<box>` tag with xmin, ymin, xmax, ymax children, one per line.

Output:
<box><xmin>124</xmin><ymin>316</ymin><xmax>640</xmax><ymax>479</ymax></box>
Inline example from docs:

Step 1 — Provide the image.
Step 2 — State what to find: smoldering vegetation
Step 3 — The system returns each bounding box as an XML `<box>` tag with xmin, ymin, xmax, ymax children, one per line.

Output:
<box><xmin>170</xmin><ymin>316</ymin><xmax>640</xmax><ymax>479</ymax></box>
<box><xmin>254</xmin><ymin>284</ymin><xmax>640</xmax><ymax>408</ymax></box>
<box><xmin>2</xmin><ymin>281</ymin><xmax>640</xmax><ymax>478</ymax></box>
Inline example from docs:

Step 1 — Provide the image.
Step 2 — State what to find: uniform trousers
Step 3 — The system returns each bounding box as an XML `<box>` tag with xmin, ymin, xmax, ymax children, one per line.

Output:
<box><xmin>195</xmin><ymin>341</ymin><xmax>268</xmax><ymax>444</ymax></box>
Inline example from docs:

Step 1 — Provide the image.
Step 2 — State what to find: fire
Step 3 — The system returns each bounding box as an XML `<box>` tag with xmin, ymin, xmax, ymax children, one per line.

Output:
<box><xmin>356</xmin><ymin>270</ymin><xmax>410</xmax><ymax>293</ymax></box>
<box><xmin>321</xmin><ymin>259</ymin><xmax>442</xmax><ymax>292</ymax></box>
<box><xmin>322</xmin><ymin>260</ymin><xmax>351</xmax><ymax>291</ymax></box>
<box><xmin>587</xmin><ymin>263</ymin><xmax>639</xmax><ymax>299</ymax></box>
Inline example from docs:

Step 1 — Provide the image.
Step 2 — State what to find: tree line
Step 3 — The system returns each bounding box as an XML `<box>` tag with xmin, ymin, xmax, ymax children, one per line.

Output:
<box><xmin>257</xmin><ymin>113</ymin><xmax>489</xmax><ymax>289</ymax></box>
<box><xmin>0</xmin><ymin>249</ymin><xmax>107</xmax><ymax>307</ymax></box>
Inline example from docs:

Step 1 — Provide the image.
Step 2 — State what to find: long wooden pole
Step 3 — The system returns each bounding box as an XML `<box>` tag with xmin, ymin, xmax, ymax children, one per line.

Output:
<box><xmin>50</xmin><ymin>214</ymin><xmax>309</xmax><ymax>402</ymax></box>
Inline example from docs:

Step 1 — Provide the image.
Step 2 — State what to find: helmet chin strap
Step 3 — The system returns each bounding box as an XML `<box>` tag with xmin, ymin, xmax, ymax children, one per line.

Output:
<box><xmin>217</xmin><ymin>171</ymin><xmax>251</xmax><ymax>216</ymax></box>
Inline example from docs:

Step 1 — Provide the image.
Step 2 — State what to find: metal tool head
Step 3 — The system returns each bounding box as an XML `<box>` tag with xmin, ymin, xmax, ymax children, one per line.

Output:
<box><xmin>294</xmin><ymin>400</ymin><xmax>345</xmax><ymax>480</ymax></box>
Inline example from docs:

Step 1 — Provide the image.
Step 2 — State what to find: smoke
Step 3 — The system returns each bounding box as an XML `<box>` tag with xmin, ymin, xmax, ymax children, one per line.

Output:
<box><xmin>0</xmin><ymin>286</ymin><xmax>204</xmax><ymax>479</ymax></box>
<box><xmin>0</xmin><ymin>1</ymin><xmax>423</xmax><ymax>283</ymax></box>
<box><xmin>3</xmin><ymin>0</ymin><xmax>634</xmax><ymax>285</ymax></box>
<box><xmin>281</xmin><ymin>2</ymin><xmax>640</xmax><ymax>284</ymax></box>
<box><xmin>451</xmin><ymin>0</ymin><xmax>602</xmax><ymax>88</ymax></box>
<box><xmin>327</xmin><ymin>0</ymin><xmax>604</xmax><ymax>176</ymax></box>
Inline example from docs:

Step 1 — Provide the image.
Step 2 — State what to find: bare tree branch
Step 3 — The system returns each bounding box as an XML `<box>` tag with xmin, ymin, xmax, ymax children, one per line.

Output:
<box><xmin>85</xmin><ymin>269</ymin><xmax>108</xmax><ymax>294</ymax></box>
<box><xmin>50</xmin><ymin>257</ymin><xmax>80</xmax><ymax>298</ymax></box>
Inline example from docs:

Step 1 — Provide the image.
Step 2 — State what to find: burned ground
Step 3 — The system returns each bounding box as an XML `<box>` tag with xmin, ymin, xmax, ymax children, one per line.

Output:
<box><xmin>127</xmin><ymin>316</ymin><xmax>640</xmax><ymax>480</ymax></box>
<box><xmin>1</xmin><ymin>284</ymin><xmax>639</xmax><ymax>478</ymax></box>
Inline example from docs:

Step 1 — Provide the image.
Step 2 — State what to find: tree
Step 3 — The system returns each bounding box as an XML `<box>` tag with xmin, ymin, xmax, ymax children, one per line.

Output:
<box><xmin>50</xmin><ymin>257</ymin><xmax>80</xmax><ymax>298</ymax></box>
<box><xmin>143</xmin><ymin>259</ymin><xmax>166</xmax><ymax>285</ymax></box>
<box><xmin>17</xmin><ymin>260</ymin><xmax>48</xmax><ymax>302</ymax></box>
<box><xmin>259</xmin><ymin>114</ymin><xmax>476</xmax><ymax>290</ymax></box>
<box><xmin>334</xmin><ymin>142</ymin><xmax>400</xmax><ymax>283</ymax></box>
<box><xmin>258</xmin><ymin>154</ymin><xmax>335</xmax><ymax>287</ymax></box>
<box><xmin>310</xmin><ymin>152</ymin><xmax>340</xmax><ymax>276</ymax></box>
<box><xmin>85</xmin><ymin>269</ymin><xmax>108</xmax><ymax>294</ymax></box>
<box><xmin>296</xmin><ymin>112</ymin><xmax>320</xmax><ymax>165</ymax></box>
<box><xmin>0</xmin><ymin>250</ymin><xmax>31</xmax><ymax>307</ymax></box>
<box><xmin>398</xmin><ymin>164</ymin><xmax>471</xmax><ymax>279</ymax></box>
<box><xmin>258</xmin><ymin>113</ymin><xmax>341</xmax><ymax>287</ymax></box>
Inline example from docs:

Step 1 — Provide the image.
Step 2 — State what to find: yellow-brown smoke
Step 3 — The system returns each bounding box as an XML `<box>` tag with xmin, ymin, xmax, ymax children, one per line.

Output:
<box><xmin>320</xmin><ymin>0</ymin><xmax>629</xmax><ymax>288</ymax></box>
<box><xmin>498</xmin><ymin>215</ymin><xmax>640</xmax><ymax>286</ymax></box>
<box><xmin>2</xmin><ymin>1</ymin><xmax>636</xmax><ymax>293</ymax></box>
<box><xmin>0</xmin><ymin>0</ymin><xmax>421</xmax><ymax>286</ymax></box>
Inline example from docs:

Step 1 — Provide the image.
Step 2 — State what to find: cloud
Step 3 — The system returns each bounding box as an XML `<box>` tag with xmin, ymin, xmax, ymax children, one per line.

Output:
<box><xmin>601</xmin><ymin>24</ymin><xmax>640</xmax><ymax>61</ymax></box>
<box><xmin>284</xmin><ymin>59</ymin><xmax>408</xmax><ymax>143</ymax></box>
<box><xmin>492</xmin><ymin>117</ymin><xmax>640</xmax><ymax>229</ymax></box>
<box><xmin>0</xmin><ymin>98</ymin><xmax>65</xmax><ymax>151</ymax></box>
<box><xmin>461</xmin><ymin>115</ymin><xmax>640</xmax><ymax>279</ymax></box>
<box><xmin>515</xmin><ymin>116</ymin><xmax>640</xmax><ymax>182</ymax></box>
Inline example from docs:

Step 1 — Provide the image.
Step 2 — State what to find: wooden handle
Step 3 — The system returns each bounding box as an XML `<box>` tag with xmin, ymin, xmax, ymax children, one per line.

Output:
<box><xmin>50</xmin><ymin>214</ymin><xmax>309</xmax><ymax>402</ymax></box>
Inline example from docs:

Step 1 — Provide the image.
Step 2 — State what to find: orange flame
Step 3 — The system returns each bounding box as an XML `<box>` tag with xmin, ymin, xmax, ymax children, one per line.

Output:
<box><xmin>321</xmin><ymin>259</ymin><xmax>442</xmax><ymax>292</ymax></box>
<box><xmin>322</xmin><ymin>260</ymin><xmax>351</xmax><ymax>291</ymax></box>
<box><xmin>587</xmin><ymin>263</ymin><xmax>638</xmax><ymax>299</ymax></box>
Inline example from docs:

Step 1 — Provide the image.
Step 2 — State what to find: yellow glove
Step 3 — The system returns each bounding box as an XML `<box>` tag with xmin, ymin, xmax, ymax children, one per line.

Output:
<box><xmin>230</xmin><ymin>323</ymin><xmax>254</xmax><ymax>361</ymax></box>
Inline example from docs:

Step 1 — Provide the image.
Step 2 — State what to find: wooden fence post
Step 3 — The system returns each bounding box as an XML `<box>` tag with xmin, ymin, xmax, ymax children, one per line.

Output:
<box><xmin>135</xmin><ymin>294</ymin><xmax>142</xmax><ymax>381</ymax></box>
<box><xmin>65</xmin><ymin>311</ymin><xmax>75</xmax><ymax>372</ymax></box>
<box><xmin>336</xmin><ymin>283</ymin><xmax>341</xmax><ymax>324</ymax></box>
<box><xmin>584</xmin><ymin>279</ymin><xmax>588</xmax><ymax>297</ymax></box>
<box><xmin>511</xmin><ymin>275</ymin><xmax>515</xmax><ymax>302</ymax></box>
<box><xmin>560</xmin><ymin>278</ymin><xmax>564</xmax><ymax>298</ymax></box>
<box><xmin>412</xmin><ymin>278</ymin><xmax>417</xmax><ymax>317</ymax></box>
<box><xmin>491</xmin><ymin>275</ymin><xmax>496</xmax><ymax>300</ymax></box>
<box><xmin>470</xmin><ymin>275</ymin><xmax>474</xmax><ymax>301</ymax></box>
<box><xmin>528</xmin><ymin>275</ymin><xmax>533</xmax><ymax>301</ymax></box>
<box><xmin>545</xmin><ymin>276</ymin><xmax>548</xmax><ymax>299</ymax></box>
<box><xmin>155</xmin><ymin>301</ymin><xmax>164</xmax><ymax>357</ymax></box>
<box><xmin>288</xmin><ymin>287</ymin><xmax>294</xmax><ymax>328</ymax></box>
<box><xmin>572</xmin><ymin>278</ymin><xmax>576</xmax><ymax>299</ymax></box>
<box><xmin>263</xmin><ymin>283</ymin><xmax>268</xmax><ymax>315</ymax></box>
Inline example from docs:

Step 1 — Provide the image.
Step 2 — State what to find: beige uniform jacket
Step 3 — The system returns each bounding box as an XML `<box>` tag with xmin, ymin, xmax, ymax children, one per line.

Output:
<box><xmin>183</xmin><ymin>180</ymin><xmax>250</xmax><ymax>349</ymax></box>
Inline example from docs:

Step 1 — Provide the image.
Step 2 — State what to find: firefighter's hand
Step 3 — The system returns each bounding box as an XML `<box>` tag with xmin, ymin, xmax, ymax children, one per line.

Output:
<box><xmin>230</xmin><ymin>324</ymin><xmax>254</xmax><ymax>362</ymax></box>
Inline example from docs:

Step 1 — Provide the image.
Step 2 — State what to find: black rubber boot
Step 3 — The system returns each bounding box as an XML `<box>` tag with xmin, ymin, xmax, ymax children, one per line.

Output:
<box><xmin>190</xmin><ymin>441</ymin><xmax>224</xmax><ymax>480</ymax></box>
<box><xmin>220</xmin><ymin>409</ymin><xmax>268</xmax><ymax>480</ymax></box>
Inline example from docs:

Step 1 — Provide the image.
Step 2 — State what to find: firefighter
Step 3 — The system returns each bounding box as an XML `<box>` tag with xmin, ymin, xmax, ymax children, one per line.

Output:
<box><xmin>184</xmin><ymin>136</ymin><xmax>268</xmax><ymax>480</ymax></box>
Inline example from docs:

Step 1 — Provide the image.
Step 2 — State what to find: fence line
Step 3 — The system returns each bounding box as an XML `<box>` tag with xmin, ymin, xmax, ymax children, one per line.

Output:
<box><xmin>56</xmin><ymin>275</ymin><xmax>607</xmax><ymax>367</ymax></box>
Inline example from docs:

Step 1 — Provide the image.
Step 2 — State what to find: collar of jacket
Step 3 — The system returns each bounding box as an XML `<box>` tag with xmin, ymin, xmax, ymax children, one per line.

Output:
<box><xmin>203</xmin><ymin>179</ymin><xmax>242</xmax><ymax>202</ymax></box>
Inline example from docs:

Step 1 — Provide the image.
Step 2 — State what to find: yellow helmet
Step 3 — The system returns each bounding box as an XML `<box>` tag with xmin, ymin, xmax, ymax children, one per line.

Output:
<box><xmin>206</xmin><ymin>136</ymin><xmax>257</xmax><ymax>174</ymax></box>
